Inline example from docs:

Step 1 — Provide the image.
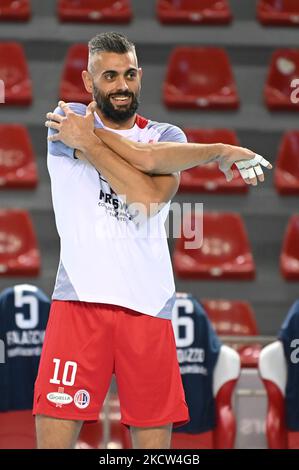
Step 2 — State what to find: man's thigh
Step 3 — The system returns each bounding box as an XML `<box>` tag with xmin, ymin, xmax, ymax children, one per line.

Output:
<box><xmin>115</xmin><ymin>308</ymin><xmax>189</xmax><ymax>430</ymax></box>
<box><xmin>130</xmin><ymin>424</ymin><xmax>172</xmax><ymax>449</ymax></box>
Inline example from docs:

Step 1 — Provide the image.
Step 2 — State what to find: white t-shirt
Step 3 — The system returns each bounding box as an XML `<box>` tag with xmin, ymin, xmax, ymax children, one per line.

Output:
<box><xmin>47</xmin><ymin>103</ymin><xmax>187</xmax><ymax>319</ymax></box>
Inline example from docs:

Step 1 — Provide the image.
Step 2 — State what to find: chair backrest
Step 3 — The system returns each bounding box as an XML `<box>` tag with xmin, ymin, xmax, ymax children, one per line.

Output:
<box><xmin>258</xmin><ymin>341</ymin><xmax>288</xmax><ymax>448</ymax></box>
<box><xmin>212</xmin><ymin>345</ymin><xmax>240</xmax><ymax>448</ymax></box>
<box><xmin>173</xmin><ymin>212</ymin><xmax>255</xmax><ymax>280</ymax></box>
<box><xmin>171</xmin><ymin>344</ymin><xmax>240</xmax><ymax>449</ymax></box>
<box><xmin>280</xmin><ymin>214</ymin><xmax>299</xmax><ymax>280</ymax></box>
<box><xmin>203</xmin><ymin>299</ymin><xmax>261</xmax><ymax>367</ymax></box>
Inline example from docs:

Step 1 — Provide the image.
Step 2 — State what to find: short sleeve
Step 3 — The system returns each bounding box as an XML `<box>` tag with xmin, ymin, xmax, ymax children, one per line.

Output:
<box><xmin>158</xmin><ymin>124</ymin><xmax>187</xmax><ymax>144</ymax></box>
<box><xmin>47</xmin><ymin>102</ymin><xmax>87</xmax><ymax>159</ymax></box>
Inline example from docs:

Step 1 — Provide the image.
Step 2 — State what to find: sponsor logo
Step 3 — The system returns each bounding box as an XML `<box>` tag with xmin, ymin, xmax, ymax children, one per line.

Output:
<box><xmin>74</xmin><ymin>390</ymin><xmax>90</xmax><ymax>409</ymax></box>
<box><xmin>47</xmin><ymin>387</ymin><xmax>73</xmax><ymax>407</ymax></box>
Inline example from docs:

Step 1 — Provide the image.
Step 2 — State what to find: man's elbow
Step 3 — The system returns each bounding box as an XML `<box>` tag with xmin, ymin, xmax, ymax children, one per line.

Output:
<box><xmin>128</xmin><ymin>195</ymin><xmax>165</xmax><ymax>220</ymax></box>
<box><xmin>134</xmin><ymin>146</ymin><xmax>155</xmax><ymax>174</ymax></box>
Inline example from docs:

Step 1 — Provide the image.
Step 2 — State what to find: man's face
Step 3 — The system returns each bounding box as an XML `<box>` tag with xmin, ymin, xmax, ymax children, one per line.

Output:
<box><xmin>85</xmin><ymin>51</ymin><xmax>142</xmax><ymax>123</ymax></box>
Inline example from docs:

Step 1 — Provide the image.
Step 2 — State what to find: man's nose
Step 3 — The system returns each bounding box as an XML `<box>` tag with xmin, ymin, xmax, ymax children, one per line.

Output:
<box><xmin>115</xmin><ymin>75</ymin><xmax>129</xmax><ymax>91</ymax></box>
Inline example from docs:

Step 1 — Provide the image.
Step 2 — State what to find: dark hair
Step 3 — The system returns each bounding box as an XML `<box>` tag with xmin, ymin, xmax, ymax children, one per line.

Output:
<box><xmin>88</xmin><ymin>32</ymin><xmax>135</xmax><ymax>56</ymax></box>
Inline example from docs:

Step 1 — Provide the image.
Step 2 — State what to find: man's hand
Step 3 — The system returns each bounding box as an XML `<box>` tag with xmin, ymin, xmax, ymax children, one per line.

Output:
<box><xmin>217</xmin><ymin>144</ymin><xmax>272</xmax><ymax>186</ymax></box>
<box><xmin>45</xmin><ymin>101</ymin><xmax>97</xmax><ymax>151</ymax></box>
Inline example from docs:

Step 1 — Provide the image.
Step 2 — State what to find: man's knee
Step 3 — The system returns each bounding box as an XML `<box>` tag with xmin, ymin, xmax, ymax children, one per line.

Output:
<box><xmin>35</xmin><ymin>414</ymin><xmax>83</xmax><ymax>449</ymax></box>
<box><xmin>130</xmin><ymin>423</ymin><xmax>172</xmax><ymax>449</ymax></box>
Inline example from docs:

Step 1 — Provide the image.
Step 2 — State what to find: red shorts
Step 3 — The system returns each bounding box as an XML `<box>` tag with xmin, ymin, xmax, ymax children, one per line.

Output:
<box><xmin>33</xmin><ymin>300</ymin><xmax>189</xmax><ymax>428</ymax></box>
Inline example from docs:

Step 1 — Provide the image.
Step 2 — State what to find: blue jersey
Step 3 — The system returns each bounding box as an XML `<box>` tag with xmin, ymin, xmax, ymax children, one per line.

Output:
<box><xmin>172</xmin><ymin>293</ymin><xmax>221</xmax><ymax>434</ymax></box>
<box><xmin>0</xmin><ymin>284</ymin><xmax>50</xmax><ymax>411</ymax></box>
<box><xmin>278</xmin><ymin>299</ymin><xmax>299</xmax><ymax>431</ymax></box>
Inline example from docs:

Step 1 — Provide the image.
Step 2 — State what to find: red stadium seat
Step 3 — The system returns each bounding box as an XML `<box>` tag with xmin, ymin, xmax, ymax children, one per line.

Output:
<box><xmin>0</xmin><ymin>125</ymin><xmax>38</xmax><ymax>189</ymax></box>
<box><xmin>157</xmin><ymin>0</ymin><xmax>232</xmax><ymax>25</ymax></box>
<box><xmin>0</xmin><ymin>42</ymin><xmax>32</xmax><ymax>105</ymax></box>
<box><xmin>259</xmin><ymin>341</ymin><xmax>299</xmax><ymax>449</ymax></box>
<box><xmin>203</xmin><ymin>299</ymin><xmax>261</xmax><ymax>368</ymax></box>
<box><xmin>58</xmin><ymin>0</ymin><xmax>132</xmax><ymax>23</ymax></box>
<box><xmin>0</xmin><ymin>410</ymin><xmax>35</xmax><ymax>448</ymax></box>
<box><xmin>280</xmin><ymin>215</ymin><xmax>299</xmax><ymax>280</ymax></box>
<box><xmin>163</xmin><ymin>47</ymin><xmax>239</xmax><ymax>109</ymax></box>
<box><xmin>172</xmin><ymin>345</ymin><xmax>240</xmax><ymax>449</ymax></box>
<box><xmin>275</xmin><ymin>131</ymin><xmax>299</xmax><ymax>195</ymax></box>
<box><xmin>0</xmin><ymin>0</ymin><xmax>31</xmax><ymax>21</ymax></box>
<box><xmin>59</xmin><ymin>44</ymin><xmax>90</xmax><ymax>104</ymax></box>
<box><xmin>0</xmin><ymin>209</ymin><xmax>40</xmax><ymax>276</ymax></box>
<box><xmin>180</xmin><ymin>129</ymin><xmax>248</xmax><ymax>194</ymax></box>
<box><xmin>173</xmin><ymin>212</ymin><xmax>255</xmax><ymax>280</ymax></box>
<box><xmin>257</xmin><ymin>0</ymin><xmax>299</xmax><ymax>26</ymax></box>
<box><xmin>264</xmin><ymin>49</ymin><xmax>299</xmax><ymax>110</ymax></box>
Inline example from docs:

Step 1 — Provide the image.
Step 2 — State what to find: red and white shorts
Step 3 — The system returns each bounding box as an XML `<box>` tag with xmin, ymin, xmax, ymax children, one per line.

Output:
<box><xmin>33</xmin><ymin>300</ymin><xmax>189</xmax><ymax>428</ymax></box>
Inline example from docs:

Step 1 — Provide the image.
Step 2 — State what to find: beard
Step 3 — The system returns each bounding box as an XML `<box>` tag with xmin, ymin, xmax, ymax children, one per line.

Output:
<box><xmin>92</xmin><ymin>84</ymin><xmax>140</xmax><ymax>123</ymax></box>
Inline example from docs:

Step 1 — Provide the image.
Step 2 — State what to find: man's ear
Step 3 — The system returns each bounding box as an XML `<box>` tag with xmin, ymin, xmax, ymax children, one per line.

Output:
<box><xmin>138</xmin><ymin>67</ymin><xmax>143</xmax><ymax>80</ymax></box>
<box><xmin>82</xmin><ymin>70</ymin><xmax>93</xmax><ymax>94</ymax></box>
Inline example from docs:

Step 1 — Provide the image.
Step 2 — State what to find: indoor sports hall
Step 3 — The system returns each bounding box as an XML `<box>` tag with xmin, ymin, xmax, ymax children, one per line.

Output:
<box><xmin>0</xmin><ymin>0</ymin><xmax>299</xmax><ymax>450</ymax></box>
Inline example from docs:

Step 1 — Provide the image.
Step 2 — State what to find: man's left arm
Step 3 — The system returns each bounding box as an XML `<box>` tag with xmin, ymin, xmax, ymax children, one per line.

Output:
<box><xmin>93</xmin><ymin>126</ymin><xmax>272</xmax><ymax>186</ymax></box>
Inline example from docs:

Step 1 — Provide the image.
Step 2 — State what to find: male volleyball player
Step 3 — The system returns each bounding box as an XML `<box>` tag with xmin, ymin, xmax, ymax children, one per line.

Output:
<box><xmin>34</xmin><ymin>32</ymin><xmax>271</xmax><ymax>449</ymax></box>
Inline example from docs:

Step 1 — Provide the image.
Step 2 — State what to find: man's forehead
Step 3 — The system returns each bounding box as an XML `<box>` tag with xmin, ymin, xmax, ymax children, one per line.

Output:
<box><xmin>90</xmin><ymin>51</ymin><xmax>138</xmax><ymax>73</ymax></box>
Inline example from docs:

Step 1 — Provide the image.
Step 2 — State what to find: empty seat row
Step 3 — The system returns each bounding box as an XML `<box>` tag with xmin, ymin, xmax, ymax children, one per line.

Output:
<box><xmin>1</xmin><ymin>124</ymin><xmax>299</xmax><ymax>195</ymax></box>
<box><xmin>165</xmin><ymin>47</ymin><xmax>299</xmax><ymax>110</ymax></box>
<box><xmin>0</xmin><ymin>209</ymin><xmax>299</xmax><ymax>280</ymax></box>
<box><xmin>2</xmin><ymin>1</ymin><xmax>299</xmax><ymax>26</ymax></box>
<box><xmin>173</xmin><ymin>212</ymin><xmax>299</xmax><ymax>281</ymax></box>
<box><xmin>61</xmin><ymin>45</ymin><xmax>299</xmax><ymax>111</ymax></box>
<box><xmin>59</xmin><ymin>45</ymin><xmax>299</xmax><ymax>111</ymax></box>
<box><xmin>2</xmin><ymin>42</ymin><xmax>298</xmax><ymax>111</ymax></box>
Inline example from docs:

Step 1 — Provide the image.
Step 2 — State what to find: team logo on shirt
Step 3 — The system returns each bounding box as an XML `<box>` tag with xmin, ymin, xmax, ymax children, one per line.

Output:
<box><xmin>74</xmin><ymin>389</ymin><xmax>90</xmax><ymax>409</ymax></box>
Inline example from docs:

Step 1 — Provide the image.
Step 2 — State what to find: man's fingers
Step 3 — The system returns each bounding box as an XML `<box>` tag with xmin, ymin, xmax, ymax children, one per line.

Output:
<box><xmin>237</xmin><ymin>166</ymin><xmax>249</xmax><ymax>181</ymax></box>
<box><xmin>45</xmin><ymin>120</ymin><xmax>60</xmax><ymax>131</ymax></box>
<box><xmin>235</xmin><ymin>153</ymin><xmax>272</xmax><ymax>185</ymax></box>
<box><xmin>47</xmin><ymin>132</ymin><xmax>61</xmax><ymax>142</ymax></box>
<box><xmin>253</xmin><ymin>165</ymin><xmax>264</xmax><ymax>182</ymax></box>
<box><xmin>58</xmin><ymin>100</ymin><xmax>72</xmax><ymax>115</ymax></box>
<box><xmin>247</xmin><ymin>167</ymin><xmax>257</xmax><ymax>186</ymax></box>
<box><xmin>255</xmin><ymin>154</ymin><xmax>272</xmax><ymax>169</ymax></box>
<box><xmin>46</xmin><ymin>112</ymin><xmax>64</xmax><ymax>123</ymax></box>
<box><xmin>241</xmin><ymin>154</ymin><xmax>272</xmax><ymax>169</ymax></box>
<box><xmin>225</xmin><ymin>169</ymin><xmax>233</xmax><ymax>182</ymax></box>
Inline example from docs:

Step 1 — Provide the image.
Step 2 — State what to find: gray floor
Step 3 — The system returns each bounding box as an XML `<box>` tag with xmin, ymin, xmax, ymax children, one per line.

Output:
<box><xmin>0</xmin><ymin>0</ymin><xmax>298</xmax><ymax>334</ymax></box>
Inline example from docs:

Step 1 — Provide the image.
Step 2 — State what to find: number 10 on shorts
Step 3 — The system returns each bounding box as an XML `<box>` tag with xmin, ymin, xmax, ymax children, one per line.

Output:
<box><xmin>50</xmin><ymin>358</ymin><xmax>78</xmax><ymax>386</ymax></box>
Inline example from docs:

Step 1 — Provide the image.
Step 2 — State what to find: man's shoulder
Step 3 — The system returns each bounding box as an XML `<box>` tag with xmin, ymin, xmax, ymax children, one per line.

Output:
<box><xmin>52</xmin><ymin>102</ymin><xmax>87</xmax><ymax>116</ymax></box>
<box><xmin>146</xmin><ymin>119</ymin><xmax>187</xmax><ymax>143</ymax></box>
<box><xmin>47</xmin><ymin>102</ymin><xmax>87</xmax><ymax>159</ymax></box>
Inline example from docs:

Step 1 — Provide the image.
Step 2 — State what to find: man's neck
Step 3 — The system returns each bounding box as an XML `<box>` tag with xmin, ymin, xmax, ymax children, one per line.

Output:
<box><xmin>95</xmin><ymin>108</ymin><xmax>136</xmax><ymax>130</ymax></box>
